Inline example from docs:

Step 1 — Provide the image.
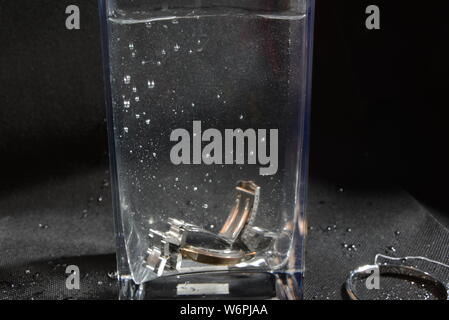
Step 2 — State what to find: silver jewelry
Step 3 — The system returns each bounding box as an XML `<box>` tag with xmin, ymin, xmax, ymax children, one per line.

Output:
<box><xmin>346</xmin><ymin>262</ymin><xmax>449</xmax><ymax>300</ymax></box>
<box><xmin>144</xmin><ymin>181</ymin><xmax>277</xmax><ymax>274</ymax></box>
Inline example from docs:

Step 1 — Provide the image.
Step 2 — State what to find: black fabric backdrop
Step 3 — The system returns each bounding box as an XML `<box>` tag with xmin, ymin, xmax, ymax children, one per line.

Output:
<box><xmin>0</xmin><ymin>0</ymin><xmax>448</xmax><ymax>300</ymax></box>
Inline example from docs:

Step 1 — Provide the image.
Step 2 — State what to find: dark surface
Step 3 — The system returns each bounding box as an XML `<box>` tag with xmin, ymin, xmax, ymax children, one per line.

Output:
<box><xmin>1</xmin><ymin>168</ymin><xmax>447</xmax><ymax>300</ymax></box>
<box><xmin>0</xmin><ymin>0</ymin><xmax>448</xmax><ymax>300</ymax></box>
<box><xmin>305</xmin><ymin>180</ymin><xmax>449</xmax><ymax>300</ymax></box>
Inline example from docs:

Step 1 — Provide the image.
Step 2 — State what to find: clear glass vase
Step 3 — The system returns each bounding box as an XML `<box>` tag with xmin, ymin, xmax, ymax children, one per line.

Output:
<box><xmin>99</xmin><ymin>0</ymin><xmax>314</xmax><ymax>300</ymax></box>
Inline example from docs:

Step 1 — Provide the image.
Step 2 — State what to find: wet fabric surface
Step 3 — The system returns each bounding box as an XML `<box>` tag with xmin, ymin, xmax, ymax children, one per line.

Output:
<box><xmin>305</xmin><ymin>180</ymin><xmax>449</xmax><ymax>300</ymax></box>
<box><xmin>0</xmin><ymin>166</ymin><xmax>447</xmax><ymax>300</ymax></box>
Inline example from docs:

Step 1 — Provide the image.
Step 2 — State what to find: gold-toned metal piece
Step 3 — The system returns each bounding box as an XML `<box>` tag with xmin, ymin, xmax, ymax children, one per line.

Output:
<box><xmin>181</xmin><ymin>246</ymin><xmax>256</xmax><ymax>266</ymax></box>
<box><xmin>219</xmin><ymin>181</ymin><xmax>260</xmax><ymax>242</ymax></box>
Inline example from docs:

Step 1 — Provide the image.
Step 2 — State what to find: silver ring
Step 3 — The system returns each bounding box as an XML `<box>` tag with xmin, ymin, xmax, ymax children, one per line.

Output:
<box><xmin>346</xmin><ymin>264</ymin><xmax>449</xmax><ymax>300</ymax></box>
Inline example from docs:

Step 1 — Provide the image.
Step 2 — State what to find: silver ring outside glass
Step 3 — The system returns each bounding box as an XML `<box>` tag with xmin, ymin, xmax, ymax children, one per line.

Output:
<box><xmin>346</xmin><ymin>263</ymin><xmax>449</xmax><ymax>300</ymax></box>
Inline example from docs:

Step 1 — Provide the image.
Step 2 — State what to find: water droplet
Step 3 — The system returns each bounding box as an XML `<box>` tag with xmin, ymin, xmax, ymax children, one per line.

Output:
<box><xmin>124</xmin><ymin>127</ymin><xmax>129</xmax><ymax>133</ymax></box>
<box><xmin>217</xmin><ymin>94</ymin><xmax>221</xmax><ymax>99</ymax></box>
<box><xmin>145</xmin><ymin>119</ymin><xmax>150</xmax><ymax>125</ymax></box>
<box><xmin>386</xmin><ymin>246</ymin><xmax>396</xmax><ymax>253</ymax></box>
<box><xmin>239</xmin><ymin>115</ymin><xmax>244</xmax><ymax>120</ymax></box>
<box><xmin>123</xmin><ymin>75</ymin><xmax>131</xmax><ymax>84</ymax></box>
<box><xmin>193</xmin><ymin>187</ymin><xmax>198</xmax><ymax>191</ymax></box>
<box><xmin>97</xmin><ymin>281</ymin><xmax>103</xmax><ymax>286</ymax></box>
<box><xmin>146</xmin><ymin>22</ymin><xmax>152</xmax><ymax>28</ymax></box>
<box><xmin>161</xmin><ymin>49</ymin><xmax>166</xmax><ymax>55</ymax></box>
<box><xmin>395</xmin><ymin>230</ymin><xmax>401</xmax><ymax>236</ymax></box>
<box><xmin>152</xmin><ymin>153</ymin><xmax>157</xmax><ymax>158</ymax></box>
<box><xmin>174</xmin><ymin>44</ymin><xmax>180</xmax><ymax>52</ymax></box>
<box><xmin>25</xmin><ymin>269</ymin><xmax>31</xmax><ymax>274</ymax></box>
<box><xmin>147</xmin><ymin>80</ymin><xmax>155</xmax><ymax>89</ymax></box>
<box><xmin>38</xmin><ymin>224</ymin><xmax>49</xmax><ymax>229</ymax></box>
<box><xmin>97</xmin><ymin>196</ymin><xmax>103</xmax><ymax>204</ymax></box>
<box><xmin>135</xmin><ymin>114</ymin><xmax>140</xmax><ymax>119</ymax></box>
<box><xmin>191</xmin><ymin>102</ymin><xmax>195</xmax><ymax>107</ymax></box>
<box><xmin>189</xmin><ymin>49</ymin><xmax>193</xmax><ymax>54</ymax></box>
<box><xmin>338</xmin><ymin>187</ymin><xmax>344</xmax><ymax>193</ymax></box>
<box><xmin>132</xmin><ymin>86</ymin><xmax>137</xmax><ymax>93</ymax></box>
<box><xmin>156</xmin><ymin>61</ymin><xmax>161</xmax><ymax>66</ymax></box>
<box><xmin>172</xmin><ymin>19</ymin><xmax>179</xmax><ymax>24</ymax></box>
<box><xmin>346</xmin><ymin>228</ymin><xmax>352</xmax><ymax>233</ymax></box>
<box><xmin>128</xmin><ymin>42</ymin><xmax>134</xmax><ymax>50</ymax></box>
<box><xmin>134</xmin><ymin>96</ymin><xmax>140</xmax><ymax>102</ymax></box>
<box><xmin>202</xmin><ymin>204</ymin><xmax>209</xmax><ymax>209</ymax></box>
<box><xmin>123</xmin><ymin>99</ymin><xmax>130</xmax><ymax>109</ymax></box>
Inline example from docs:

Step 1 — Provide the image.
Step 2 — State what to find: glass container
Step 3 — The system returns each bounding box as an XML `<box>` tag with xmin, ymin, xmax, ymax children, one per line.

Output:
<box><xmin>99</xmin><ymin>0</ymin><xmax>315</xmax><ymax>300</ymax></box>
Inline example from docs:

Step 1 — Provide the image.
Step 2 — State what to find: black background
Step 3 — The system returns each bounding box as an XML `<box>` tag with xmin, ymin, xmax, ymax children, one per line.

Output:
<box><xmin>0</xmin><ymin>0</ymin><xmax>448</xmax><ymax>300</ymax></box>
